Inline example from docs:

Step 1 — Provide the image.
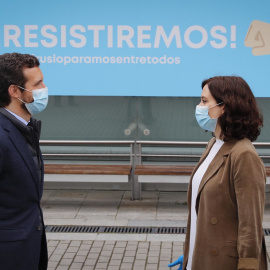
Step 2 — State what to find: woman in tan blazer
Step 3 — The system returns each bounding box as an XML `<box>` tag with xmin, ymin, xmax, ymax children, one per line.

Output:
<box><xmin>169</xmin><ymin>76</ymin><xmax>267</xmax><ymax>270</ymax></box>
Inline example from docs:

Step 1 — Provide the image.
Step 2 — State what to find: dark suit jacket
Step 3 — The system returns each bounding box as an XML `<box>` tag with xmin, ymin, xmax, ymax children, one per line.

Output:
<box><xmin>0</xmin><ymin>113</ymin><xmax>48</xmax><ymax>270</ymax></box>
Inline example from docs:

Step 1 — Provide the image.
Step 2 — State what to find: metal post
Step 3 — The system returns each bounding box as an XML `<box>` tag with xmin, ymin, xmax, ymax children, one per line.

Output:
<box><xmin>131</xmin><ymin>141</ymin><xmax>141</xmax><ymax>200</ymax></box>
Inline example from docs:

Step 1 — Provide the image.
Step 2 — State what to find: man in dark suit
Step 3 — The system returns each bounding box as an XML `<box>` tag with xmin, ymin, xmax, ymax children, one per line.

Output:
<box><xmin>0</xmin><ymin>53</ymin><xmax>48</xmax><ymax>269</ymax></box>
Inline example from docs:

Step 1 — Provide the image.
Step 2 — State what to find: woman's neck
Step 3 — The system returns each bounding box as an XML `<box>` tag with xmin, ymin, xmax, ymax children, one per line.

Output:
<box><xmin>214</xmin><ymin>124</ymin><xmax>222</xmax><ymax>140</ymax></box>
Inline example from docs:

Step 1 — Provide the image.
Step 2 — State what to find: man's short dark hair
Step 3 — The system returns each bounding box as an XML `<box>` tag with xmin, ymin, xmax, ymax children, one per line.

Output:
<box><xmin>0</xmin><ymin>53</ymin><xmax>40</xmax><ymax>107</ymax></box>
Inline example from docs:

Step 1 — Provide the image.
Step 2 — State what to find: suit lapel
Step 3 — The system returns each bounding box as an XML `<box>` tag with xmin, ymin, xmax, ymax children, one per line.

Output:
<box><xmin>1</xmin><ymin>115</ymin><xmax>40</xmax><ymax>196</ymax></box>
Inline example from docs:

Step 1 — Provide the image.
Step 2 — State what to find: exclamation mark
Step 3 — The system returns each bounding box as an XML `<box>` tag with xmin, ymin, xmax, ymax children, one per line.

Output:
<box><xmin>231</xmin><ymin>25</ymin><xmax>236</xmax><ymax>48</ymax></box>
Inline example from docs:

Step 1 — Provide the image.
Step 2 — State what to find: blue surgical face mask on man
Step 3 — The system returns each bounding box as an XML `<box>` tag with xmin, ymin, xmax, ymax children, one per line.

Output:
<box><xmin>195</xmin><ymin>102</ymin><xmax>224</xmax><ymax>132</ymax></box>
<box><xmin>17</xmin><ymin>86</ymin><xmax>49</xmax><ymax>115</ymax></box>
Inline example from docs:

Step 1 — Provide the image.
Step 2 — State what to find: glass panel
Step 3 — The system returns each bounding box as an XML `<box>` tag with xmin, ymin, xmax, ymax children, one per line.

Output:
<box><xmin>36</xmin><ymin>96</ymin><xmax>270</xmax><ymax>142</ymax></box>
<box><xmin>36</xmin><ymin>96</ymin><xmax>136</xmax><ymax>140</ymax></box>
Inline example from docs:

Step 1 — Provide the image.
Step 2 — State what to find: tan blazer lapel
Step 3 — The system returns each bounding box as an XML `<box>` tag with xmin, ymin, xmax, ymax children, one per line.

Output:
<box><xmin>190</xmin><ymin>138</ymin><xmax>216</xmax><ymax>182</ymax></box>
<box><xmin>195</xmin><ymin>139</ymin><xmax>238</xmax><ymax>211</ymax></box>
<box><xmin>187</xmin><ymin>138</ymin><xmax>216</xmax><ymax>209</ymax></box>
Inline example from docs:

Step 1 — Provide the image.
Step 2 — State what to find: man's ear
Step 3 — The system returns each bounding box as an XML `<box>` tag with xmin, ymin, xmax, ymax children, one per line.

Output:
<box><xmin>8</xmin><ymin>85</ymin><xmax>20</xmax><ymax>98</ymax></box>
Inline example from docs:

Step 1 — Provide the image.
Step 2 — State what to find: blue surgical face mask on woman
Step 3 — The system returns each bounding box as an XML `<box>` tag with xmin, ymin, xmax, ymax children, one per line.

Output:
<box><xmin>17</xmin><ymin>86</ymin><xmax>49</xmax><ymax>115</ymax></box>
<box><xmin>195</xmin><ymin>102</ymin><xmax>224</xmax><ymax>132</ymax></box>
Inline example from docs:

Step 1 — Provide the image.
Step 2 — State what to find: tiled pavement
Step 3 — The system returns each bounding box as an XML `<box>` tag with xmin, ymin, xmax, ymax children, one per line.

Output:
<box><xmin>47</xmin><ymin>240</ymin><xmax>183</xmax><ymax>270</ymax></box>
<box><xmin>42</xmin><ymin>190</ymin><xmax>270</xmax><ymax>270</ymax></box>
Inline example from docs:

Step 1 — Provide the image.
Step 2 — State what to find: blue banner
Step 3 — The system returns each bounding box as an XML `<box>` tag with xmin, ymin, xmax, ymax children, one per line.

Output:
<box><xmin>0</xmin><ymin>0</ymin><xmax>269</xmax><ymax>96</ymax></box>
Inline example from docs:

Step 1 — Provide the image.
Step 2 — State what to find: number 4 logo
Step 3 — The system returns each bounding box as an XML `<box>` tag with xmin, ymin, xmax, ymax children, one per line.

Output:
<box><xmin>245</xmin><ymin>20</ymin><xmax>270</xmax><ymax>56</ymax></box>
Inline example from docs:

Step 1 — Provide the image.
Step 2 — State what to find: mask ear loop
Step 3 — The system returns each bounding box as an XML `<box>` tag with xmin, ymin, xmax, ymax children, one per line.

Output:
<box><xmin>17</xmin><ymin>86</ymin><xmax>32</xmax><ymax>105</ymax></box>
<box><xmin>209</xmin><ymin>102</ymin><xmax>224</xmax><ymax>109</ymax></box>
<box><xmin>17</xmin><ymin>97</ymin><xmax>26</xmax><ymax>104</ymax></box>
<box><xmin>17</xmin><ymin>86</ymin><xmax>32</xmax><ymax>93</ymax></box>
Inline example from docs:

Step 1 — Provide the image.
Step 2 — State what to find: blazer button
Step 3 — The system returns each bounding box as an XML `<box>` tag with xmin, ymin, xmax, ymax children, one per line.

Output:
<box><xmin>37</xmin><ymin>224</ymin><xmax>41</xmax><ymax>231</ymax></box>
<box><xmin>211</xmin><ymin>249</ymin><xmax>219</xmax><ymax>256</ymax></box>
<box><xmin>210</xmin><ymin>217</ymin><xmax>218</xmax><ymax>225</ymax></box>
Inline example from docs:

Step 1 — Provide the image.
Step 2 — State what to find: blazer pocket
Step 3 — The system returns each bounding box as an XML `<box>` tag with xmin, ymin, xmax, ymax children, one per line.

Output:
<box><xmin>226</xmin><ymin>241</ymin><xmax>239</xmax><ymax>258</ymax></box>
<box><xmin>0</xmin><ymin>228</ymin><xmax>26</xmax><ymax>242</ymax></box>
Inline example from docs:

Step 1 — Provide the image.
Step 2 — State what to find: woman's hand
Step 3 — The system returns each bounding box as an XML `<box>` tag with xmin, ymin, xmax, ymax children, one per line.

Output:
<box><xmin>168</xmin><ymin>255</ymin><xmax>184</xmax><ymax>270</ymax></box>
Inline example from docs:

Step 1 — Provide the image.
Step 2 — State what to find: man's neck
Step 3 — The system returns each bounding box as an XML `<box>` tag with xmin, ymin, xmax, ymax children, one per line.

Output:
<box><xmin>5</xmin><ymin>103</ymin><xmax>31</xmax><ymax>122</ymax></box>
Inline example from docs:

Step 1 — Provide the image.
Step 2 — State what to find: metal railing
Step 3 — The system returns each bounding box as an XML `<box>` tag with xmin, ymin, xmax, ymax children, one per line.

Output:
<box><xmin>136</xmin><ymin>141</ymin><xmax>270</xmax><ymax>162</ymax></box>
<box><xmin>40</xmin><ymin>140</ymin><xmax>270</xmax><ymax>200</ymax></box>
<box><xmin>40</xmin><ymin>140</ymin><xmax>135</xmax><ymax>160</ymax></box>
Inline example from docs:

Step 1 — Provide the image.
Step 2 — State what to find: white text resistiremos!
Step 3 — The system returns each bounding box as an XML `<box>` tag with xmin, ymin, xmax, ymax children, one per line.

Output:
<box><xmin>3</xmin><ymin>25</ymin><xmax>236</xmax><ymax>49</ymax></box>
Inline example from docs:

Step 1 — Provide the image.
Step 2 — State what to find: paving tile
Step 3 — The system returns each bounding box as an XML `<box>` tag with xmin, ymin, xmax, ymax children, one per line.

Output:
<box><xmin>63</xmin><ymin>253</ymin><xmax>75</xmax><ymax>259</ymax></box>
<box><xmin>122</xmin><ymin>256</ymin><xmax>135</xmax><ymax>263</ymax></box>
<box><xmin>100</xmin><ymin>250</ymin><xmax>113</xmax><ymax>257</ymax></box>
<box><xmin>66</xmin><ymin>246</ymin><xmax>79</xmax><ymax>253</ymax></box>
<box><xmin>113</xmin><ymin>247</ymin><xmax>125</xmax><ymax>254</ymax></box>
<box><xmin>59</xmin><ymin>258</ymin><xmax>73</xmax><ymax>266</ymax></box>
<box><xmin>73</xmin><ymin>256</ymin><xmax>86</xmax><ymax>263</ymax></box>
<box><xmin>70</xmin><ymin>262</ymin><xmax>83</xmax><ymax>269</ymax></box>
<box><xmin>97</xmin><ymin>256</ymin><xmax>111</xmax><ymax>263</ymax></box>
<box><xmin>50</xmin><ymin>254</ymin><xmax>62</xmax><ymax>262</ymax></box>
<box><xmin>82</xmin><ymin>267</ymin><xmax>95</xmax><ymax>270</ymax></box>
<box><xmin>133</xmin><ymin>259</ymin><xmax>146</xmax><ymax>267</ymax></box>
<box><xmin>148</xmin><ymin>251</ymin><xmax>160</xmax><ymax>256</ymax></box>
<box><xmin>127</xmin><ymin>241</ymin><xmax>139</xmax><ymax>245</ymax></box>
<box><xmin>84</xmin><ymin>258</ymin><xmax>97</xmax><ymax>266</ymax></box>
<box><xmin>137</xmin><ymin>248</ymin><xmax>148</xmax><ymax>254</ymax></box>
<box><xmin>95</xmin><ymin>262</ymin><xmax>109</xmax><ymax>269</ymax></box>
<box><xmin>136</xmin><ymin>253</ymin><xmax>147</xmax><ymax>260</ymax></box>
<box><xmin>102</xmin><ymin>244</ymin><xmax>115</xmax><ymax>251</ymax></box>
<box><xmin>125</xmin><ymin>245</ymin><xmax>138</xmax><ymax>251</ymax></box>
<box><xmin>107</xmin><ymin>266</ymin><xmax>120</xmax><ymax>270</ymax></box>
<box><xmin>56</xmin><ymin>244</ymin><xmax>69</xmax><ymax>250</ymax></box>
<box><xmin>79</xmin><ymin>245</ymin><xmax>92</xmax><ymax>251</ymax></box>
<box><xmin>48</xmin><ymin>240</ymin><xmax>59</xmax><ymax>247</ymax></box>
<box><xmin>87</xmin><ymin>253</ymin><xmax>100</xmax><ymax>259</ymax></box>
<box><xmin>146</xmin><ymin>263</ymin><xmax>158</xmax><ymax>270</ymax></box>
<box><xmin>76</xmin><ymin>250</ymin><xmax>88</xmax><ymax>256</ymax></box>
<box><xmin>53</xmin><ymin>249</ymin><xmax>66</xmax><ymax>256</ymax></box>
<box><xmin>48</xmin><ymin>261</ymin><xmax>58</xmax><ymax>268</ymax></box>
<box><xmin>56</xmin><ymin>266</ymin><xmax>69</xmax><ymax>270</ymax></box>
<box><xmin>115</xmin><ymin>241</ymin><xmax>127</xmax><ymax>246</ymax></box>
<box><xmin>120</xmin><ymin>262</ymin><xmax>133</xmax><ymax>269</ymax></box>
<box><xmin>70</xmin><ymin>241</ymin><xmax>82</xmax><ymax>247</ymax></box>
<box><xmin>109</xmin><ymin>259</ymin><xmax>122</xmax><ymax>266</ymax></box>
<box><xmin>92</xmin><ymin>241</ymin><xmax>104</xmax><ymax>248</ymax></box>
<box><xmin>124</xmin><ymin>250</ymin><xmax>136</xmax><ymax>256</ymax></box>
<box><xmin>147</xmin><ymin>256</ymin><xmax>159</xmax><ymax>263</ymax></box>
<box><xmin>111</xmin><ymin>253</ymin><xmax>124</xmax><ymax>260</ymax></box>
<box><xmin>90</xmin><ymin>247</ymin><xmax>103</xmax><ymax>253</ymax></box>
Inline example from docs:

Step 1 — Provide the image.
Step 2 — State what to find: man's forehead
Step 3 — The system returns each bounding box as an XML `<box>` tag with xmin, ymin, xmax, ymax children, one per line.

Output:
<box><xmin>23</xmin><ymin>66</ymin><xmax>43</xmax><ymax>81</ymax></box>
